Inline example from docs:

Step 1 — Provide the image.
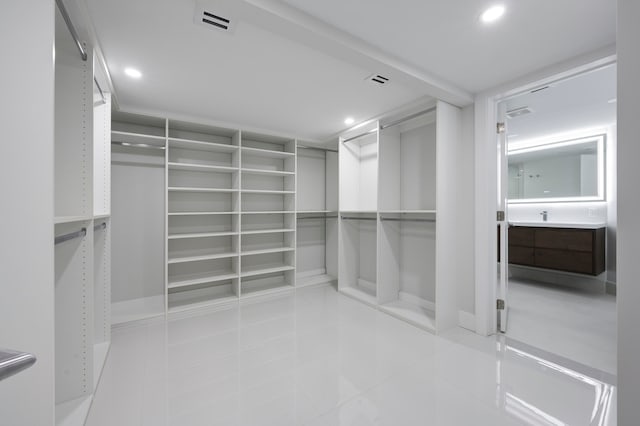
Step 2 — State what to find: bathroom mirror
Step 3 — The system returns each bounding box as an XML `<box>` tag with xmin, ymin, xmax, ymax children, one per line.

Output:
<box><xmin>508</xmin><ymin>134</ymin><xmax>605</xmax><ymax>203</ymax></box>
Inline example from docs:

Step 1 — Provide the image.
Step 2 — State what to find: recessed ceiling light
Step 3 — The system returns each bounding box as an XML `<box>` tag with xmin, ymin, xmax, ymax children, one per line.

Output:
<box><xmin>344</xmin><ymin>117</ymin><xmax>355</xmax><ymax>125</ymax></box>
<box><xmin>124</xmin><ymin>67</ymin><xmax>142</xmax><ymax>79</ymax></box>
<box><xmin>481</xmin><ymin>5</ymin><xmax>505</xmax><ymax>23</ymax></box>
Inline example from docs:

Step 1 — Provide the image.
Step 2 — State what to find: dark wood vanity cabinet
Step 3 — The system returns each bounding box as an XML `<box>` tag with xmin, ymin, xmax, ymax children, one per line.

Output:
<box><xmin>508</xmin><ymin>226</ymin><xmax>605</xmax><ymax>275</ymax></box>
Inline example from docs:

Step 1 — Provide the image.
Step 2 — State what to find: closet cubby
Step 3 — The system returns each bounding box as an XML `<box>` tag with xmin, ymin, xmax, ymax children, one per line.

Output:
<box><xmin>111</xmin><ymin>111</ymin><xmax>166</xmax><ymax>325</ymax></box>
<box><xmin>296</xmin><ymin>145</ymin><xmax>339</xmax><ymax>287</ymax></box>
<box><xmin>338</xmin><ymin>213</ymin><xmax>378</xmax><ymax>306</ymax></box>
<box><xmin>241</xmin><ymin>270</ymin><xmax>295</xmax><ymax>297</ymax></box>
<box><xmin>378</xmin><ymin>212</ymin><xmax>437</xmax><ymax>331</ymax></box>
<box><xmin>378</xmin><ymin>112</ymin><xmax>437</xmax><ymax>213</ymax></box>
<box><xmin>339</xmin><ymin>123</ymin><xmax>379</xmax><ymax>212</ymax></box>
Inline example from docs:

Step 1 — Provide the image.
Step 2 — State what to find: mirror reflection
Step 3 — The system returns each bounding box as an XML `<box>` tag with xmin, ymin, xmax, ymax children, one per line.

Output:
<box><xmin>508</xmin><ymin>135</ymin><xmax>605</xmax><ymax>202</ymax></box>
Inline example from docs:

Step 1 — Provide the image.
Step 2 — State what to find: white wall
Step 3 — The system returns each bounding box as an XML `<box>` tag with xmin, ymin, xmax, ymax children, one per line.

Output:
<box><xmin>617</xmin><ymin>0</ymin><xmax>640</xmax><ymax>423</ymax></box>
<box><xmin>0</xmin><ymin>1</ymin><xmax>55</xmax><ymax>424</ymax></box>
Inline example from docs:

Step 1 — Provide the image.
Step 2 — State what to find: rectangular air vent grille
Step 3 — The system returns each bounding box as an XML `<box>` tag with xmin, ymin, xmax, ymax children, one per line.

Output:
<box><xmin>367</xmin><ymin>74</ymin><xmax>390</xmax><ymax>85</ymax></box>
<box><xmin>202</xmin><ymin>11</ymin><xmax>230</xmax><ymax>30</ymax></box>
<box><xmin>194</xmin><ymin>3</ymin><xmax>235</xmax><ymax>34</ymax></box>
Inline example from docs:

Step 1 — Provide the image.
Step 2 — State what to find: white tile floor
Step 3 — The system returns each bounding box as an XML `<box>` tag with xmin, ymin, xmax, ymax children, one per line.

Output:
<box><xmin>86</xmin><ymin>285</ymin><xmax>616</xmax><ymax>426</ymax></box>
<box><xmin>507</xmin><ymin>278</ymin><xmax>617</xmax><ymax>375</ymax></box>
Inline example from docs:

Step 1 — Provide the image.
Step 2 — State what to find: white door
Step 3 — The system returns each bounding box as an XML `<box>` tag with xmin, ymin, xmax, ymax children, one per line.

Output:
<box><xmin>497</xmin><ymin>105</ymin><xmax>509</xmax><ymax>332</ymax></box>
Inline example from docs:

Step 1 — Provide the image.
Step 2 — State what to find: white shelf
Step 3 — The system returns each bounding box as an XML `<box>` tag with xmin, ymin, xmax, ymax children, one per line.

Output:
<box><xmin>297</xmin><ymin>210</ymin><xmax>337</xmax><ymax>214</ymax></box>
<box><xmin>241</xmin><ymin>189</ymin><xmax>295</xmax><ymax>194</ymax></box>
<box><xmin>241</xmin><ymin>264</ymin><xmax>295</xmax><ymax>278</ymax></box>
<box><xmin>168</xmin><ymin>231</ymin><xmax>238</xmax><ymax>240</ymax></box>
<box><xmin>242</xmin><ymin>247</ymin><xmax>295</xmax><ymax>256</ymax></box>
<box><xmin>168</xmin><ymin>294</ymin><xmax>237</xmax><ymax>314</ymax></box>
<box><xmin>168</xmin><ymin>271</ymin><xmax>238</xmax><ymax>289</ymax></box>
<box><xmin>169</xmin><ymin>137</ymin><xmax>238</xmax><ymax>152</ymax></box>
<box><xmin>168</xmin><ymin>162</ymin><xmax>238</xmax><ymax>173</ymax></box>
<box><xmin>168</xmin><ymin>187</ymin><xmax>238</xmax><ymax>193</ymax></box>
<box><xmin>241</xmin><ymin>282</ymin><xmax>294</xmax><ymax>298</ymax></box>
<box><xmin>168</xmin><ymin>211</ymin><xmax>238</xmax><ymax>216</ymax></box>
<box><xmin>241</xmin><ymin>228</ymin><xmax>295</xmax><ymax>235</ymax></box>
<box><xmin>379</xmin><ymin>210</ymin><xmax>437</xmax><ymax>214</ymax></box>
<box><xmin>168</xmin><ymin>252</ymin><xmax>238</xmax><ymax>264</ymax></box>
<box><xmin>241</xmin><ymin>146</ymin><xmax>295</xmax><ymax>158</ymax></box>
<box><xmin>241</xmin><ymin>168</ymin><xmax>294</xmax><ymax>176</ymax></box>
<box><xmin>93</xmin><ymin>213</ymin><xmax>111</xmax><ymax>220</ymax></box>
<box><xmin>54</xmin><ymin>215</ymin><xmax>93</xmax><ymax>224</ymax></box>
<box><xmin>241</xmin><ymin>211</ymin><xmax>293</xmax><ymax>215</ymax></box>
<box><xmin>55</xmin><ymin>395</ymin><xmax>92</xmax><ymax>426</ymax></box>
<box><xmin>111</xmin><ymin>130</ymin><xmax>165</xmax><ymax>145</ymax></box>
<box><xmin>296</xmin><ymin>273</ymin><xmax>337</xmax><ymax>288</ymax></box>
<box><xmin>379</xmin><ymin>300</ymin><xmax>436</xmax><ymax>332</ymax></box>
<box><xmin>111</xmin><ymin>295</ymin><xmax>165</xmax><ymax>326</ymax></box>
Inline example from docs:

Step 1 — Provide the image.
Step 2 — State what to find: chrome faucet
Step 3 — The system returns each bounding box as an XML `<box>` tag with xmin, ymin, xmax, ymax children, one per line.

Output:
<box><xmin>540</xmin><ymin>210</ymin><xmax>548</xmax><ymax>222</ymax></box>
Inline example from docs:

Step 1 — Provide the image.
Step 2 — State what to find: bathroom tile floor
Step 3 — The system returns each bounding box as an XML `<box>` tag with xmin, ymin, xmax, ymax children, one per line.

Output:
<box><xmin>86</xmin><ymin>284</ymin><xmax>616</xmax><ymax>426</ymax></box>
<box><xmin>507</xmin><ymin>278</ymin><xmax>617</xmax><ymax>375</ymax></box>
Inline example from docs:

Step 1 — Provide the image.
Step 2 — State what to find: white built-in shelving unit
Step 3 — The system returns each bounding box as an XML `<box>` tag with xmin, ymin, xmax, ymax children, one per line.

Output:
<box><xmin>53</xmin><ymin>4</ymin><xmax>112</xmax><ymax>424</ymax></box>
<box><xmin>110</xmin><ymin>112</ymin><xmax>166</xmax><ymax>325</ymax></box>
<box><xmin>338</xmin><ymin>102</ymin><xmax>460</xmax><ymax>333</ymax></box>
<box><xmin>296</xmin><ymin>144</ymin><xmax>339</xmax><ymax>287</ymax></box>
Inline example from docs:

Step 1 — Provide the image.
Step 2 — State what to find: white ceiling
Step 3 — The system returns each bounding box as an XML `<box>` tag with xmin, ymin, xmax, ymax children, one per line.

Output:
<box><xmin>280</xmin><ymin>0</ymin><xmax>616</xmax><ymax>93</ymax></box>
<box><xmin>504</xmin><ymin>64</ymin><xmax>616</xmax><ymax>143</ymax></box>
<box><xmin>85</xmin><ymin>0</ymin><xmax>616</xmax><ymax>141</ymax></box>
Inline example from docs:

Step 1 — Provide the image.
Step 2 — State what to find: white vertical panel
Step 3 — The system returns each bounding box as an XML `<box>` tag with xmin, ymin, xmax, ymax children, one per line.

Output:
<box><xmin>358</xmin><ymin>136</ymin><xmax>378</xmax><ymax>211</ymax></box>
<box><xmin>435</xmin><ymin>100</ymin><xmax>462</xmax><ymax>333</ymax></box>
<box><xmin>0</xmin><ymin>1</ymin><xmax>55</xmax><ymax>424</ymax></box>
<box><xmin>93</xmin><ymin>93</ymin><xmax>111</xmax><ymax>216</ymax></box>
<box><xmin>297</xmin><ymin>149</ymin><xmax>326</xmax><ymax>211</ymax></box>
<box><xmin>325</xmin><ymin>151</ymin><xmax>339</xmax><ymax>211</ymax></box>
<box><xmin>378</xmin><ymin>127</ymin><xmax>401</xmax><ymax>211</ymax></box>
<box><xmin>400</xmin><ymin>123</ymin><xmax>437</xmax><ymax>210</ymax></box>
<box><xmin>339</xmin><ymin>141</ymin><xmax>360</xmax><ymax>211</ymax></box>
<box><xmin>618</xmin><ymin>0</ymin><xmax>640</xmax><ymax>422</ymax></box>
<box><xmin>377</xmin><ymin>221</ymin><xmax>401</xmax><ymax>304</ymax></box>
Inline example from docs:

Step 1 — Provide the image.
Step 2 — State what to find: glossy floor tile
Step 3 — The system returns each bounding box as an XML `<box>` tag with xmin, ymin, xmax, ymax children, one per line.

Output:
<box><xmin>507</xmin><ymin>278</ymin><xmax>617</xmax><ymax>375</ymax></box>
<box><xmin>86</xmin><ymin>285</ymin><xmax>616</xmax><ymax>426</ymax></box>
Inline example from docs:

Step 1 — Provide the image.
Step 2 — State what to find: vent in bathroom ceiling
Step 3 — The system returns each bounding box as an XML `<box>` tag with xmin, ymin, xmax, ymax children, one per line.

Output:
<box><xmin>366</xmin><ymin>74</ymin><xmax>390</xmax><ymax>85</ymax></box>
<box><xmin>506</xmin><ymin>106</ymin><xmax>533</xmax><ymax>119</ymax></box>
<box><xmin>194</xmin><ymin>4</ymin><xmax>235</xmax><ymax>34</ymax></box>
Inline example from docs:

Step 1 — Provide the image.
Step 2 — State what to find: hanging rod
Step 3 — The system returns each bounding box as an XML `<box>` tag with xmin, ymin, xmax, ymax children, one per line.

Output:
<box><xmin>380</xmin><ymin>106</ymin><xmax>437</xmax><ymax>130</ymax></box>
<box><xmin>0</xmin><ymin>349</ymin><xmax>37</xmax><ymax>382</ymax></box>
<box><xmin>112</xmin><ymin>141</ymin><xmax>166</xmax><ymax>150</ymax></box>
<box><xmin>341</xmin><ymin>216</ymin><xmax>377</xmax><ymax>221</ymax></box>
<box><xmin>94</xmin><ymin>222</ymin><xmax>106</xmax><ymax>231</ymax></box>
<box><xmin>94</xmin><ymin>77</ymin><xmax>106</xmax><ymax>105</ymax></box>
<box><xmin>297</xmin><ymin>145</ymin><xmax>338</xmax><ymax>153</ymax></box>
<box><xmin>380</xmin><ymin>217</ymin><xmax>436</xmax><ymax>223</ymax></box>
<box><xmin>342</xmin><ymin>128</ymin><xmax>378</xmax><ymax>144</ymax></box>
<box><xmin>297</xmin><ymin>216</ymin><xmax>338</xmax><ymax>220</ymax></box>
<box><xmin>55</xmin><ymin>227</ymin><xmax>87</xmax><ymax>245</ymax></box>
<box><xmin>55</xmin><ymin>0</ymin><xmax>87</xmax><ymax>61</ymax></box>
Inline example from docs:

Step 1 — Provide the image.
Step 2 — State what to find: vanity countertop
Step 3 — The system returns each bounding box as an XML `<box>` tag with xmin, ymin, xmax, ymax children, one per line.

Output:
<box><xmin>509</xmin><ymin>221</ymin><xmax>606</xmax><ymax>229</ymax></box>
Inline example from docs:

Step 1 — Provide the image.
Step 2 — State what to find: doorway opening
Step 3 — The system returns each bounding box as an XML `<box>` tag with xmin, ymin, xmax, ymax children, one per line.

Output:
<box><xmin>496</xmin><ymin>64</ymin><xmax>617</xmax><ymax>375</ymax></box>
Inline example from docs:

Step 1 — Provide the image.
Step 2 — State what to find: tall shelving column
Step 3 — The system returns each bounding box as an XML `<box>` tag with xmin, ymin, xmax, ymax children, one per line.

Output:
<box><xmin>110</xmin><ymin>112</ymin><xmax>167</xmax><ymax>324</ymax></box>
<box><xmin>53</xmin><ymin>4</ymin><xmax>95</xmax><ymax>423</ymax></box>
<box><xmin>338</xmin><ymin>122</ymin><xmax>380</xmax><ymax>307</ymax></box>
<box><xmin>240</xmin><ymin>132</ymin><xmax>296</xmax><ymax>298</ymax></box>
<box><xmin>296</xmin><ymin>143</ymin><xmax>339</xmax><ymax>287</ymax></box>
<box><xmin>166</xmin><ymin>121</ymin><xmax>241</xmax><ymax>313</ymax></box>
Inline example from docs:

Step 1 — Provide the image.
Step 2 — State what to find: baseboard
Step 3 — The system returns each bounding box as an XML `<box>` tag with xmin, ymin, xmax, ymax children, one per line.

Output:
<box><xmin>606</xmin><ymin>281</ymin><xmax>617</xmax><ymax>295</ymax></box>
<box><xmin>357</xmin><ymin>278</ymin><xmax>376</xmax><ymax>293</ymax></box>
<box><xmin>458</xmin><ymin>310</ymin><xmax>476</xmax><ymax>332</ymax></box>
<box><xmin>296</xmin><ymin>268</ymin><xmax>326</xmax><ymax>279</ymax></box>
<box><xmin>398</xmin><ymin>291</ymin><xmax>435</xmax><ymax>312</ymax></box>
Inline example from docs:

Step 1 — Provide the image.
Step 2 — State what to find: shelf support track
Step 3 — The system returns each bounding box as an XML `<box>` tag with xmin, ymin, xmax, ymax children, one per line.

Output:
<box><xmin>54</xmin><ymin>227</ymin><xmax>87</xmax><ymax>245</ymax></box>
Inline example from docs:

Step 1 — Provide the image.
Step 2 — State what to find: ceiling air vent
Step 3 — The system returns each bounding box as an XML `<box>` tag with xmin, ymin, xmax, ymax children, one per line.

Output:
<box><xmin>506</xmin><ymin>106</ymin><xmax>533</xmax><ymax>119</ymax></box>
<box><xmin>194</xmin><ymin>3</ymin><xmax>235</xmax><ymax>34</ymax></box>
<box><xmin>366</xmin><ymin>74</ymin><xmax>390</xmax><ymax>85</ymax></box>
